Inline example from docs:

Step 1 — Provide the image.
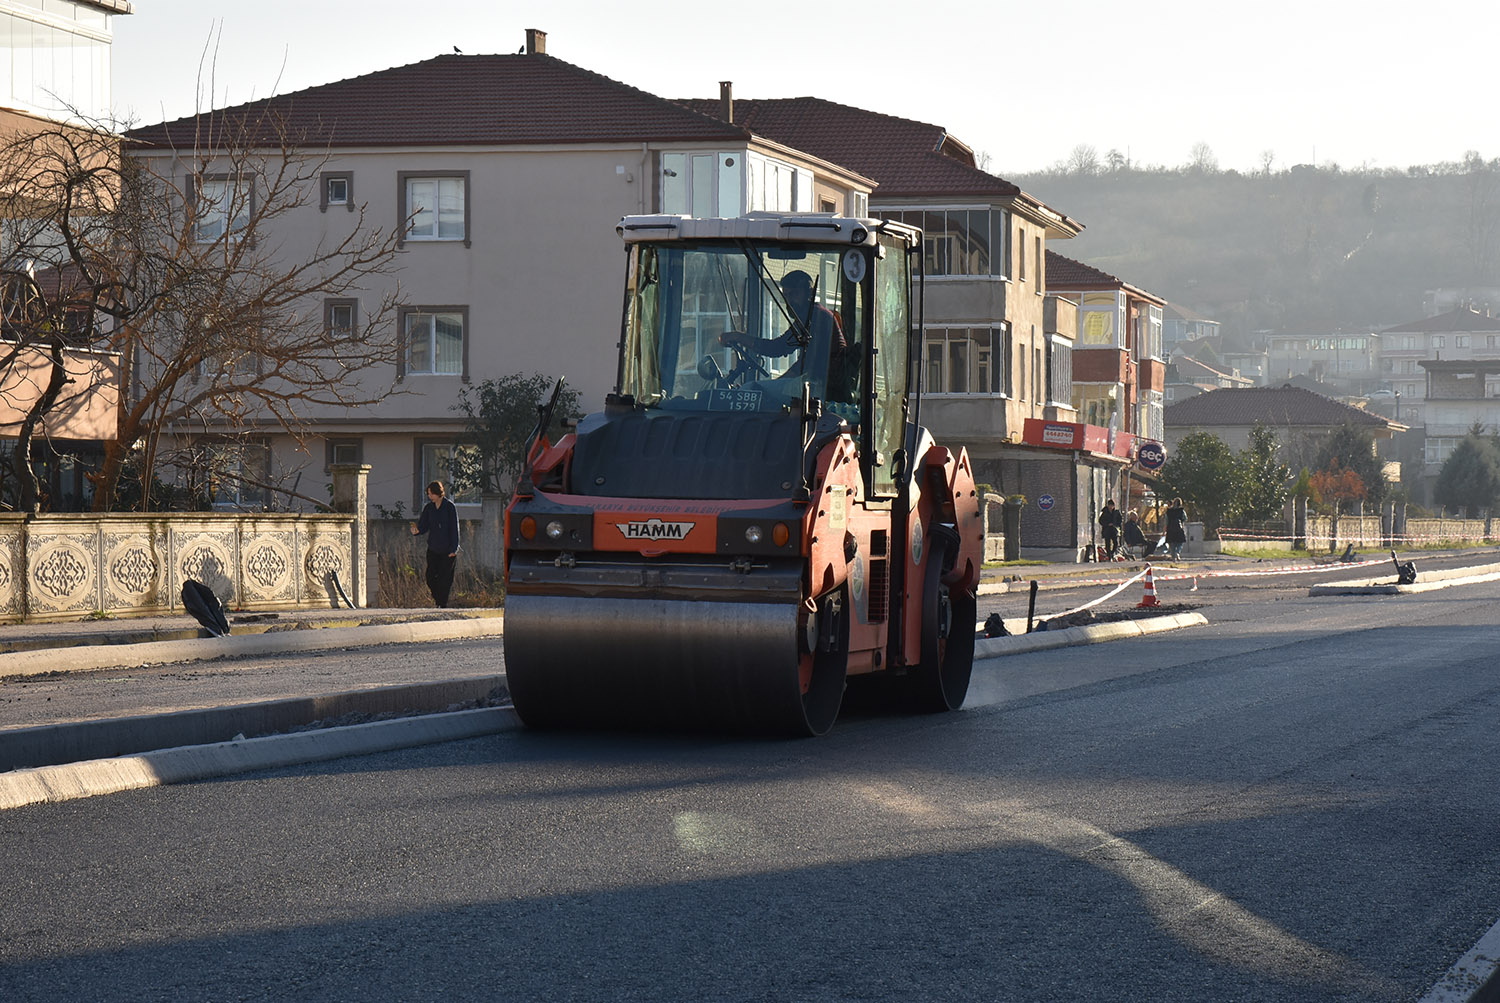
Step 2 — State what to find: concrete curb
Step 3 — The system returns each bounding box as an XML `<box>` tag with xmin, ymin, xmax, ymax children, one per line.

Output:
<box><xmin>0</xmin><ymin>706</ymin><xmax>521</xmax><ymax>811</ymax></box>
<box><xmin>0</xmin><ymin>675</ymin><xmax>506</xmax><ymax>772</ymax></box>
<box><xmin>974</xmin><ymin>611</ymin><xmax>1208</xmax><ymax>659</ymax></box>
<box><xmin>0</xmin><ymin>617</ymin><xmax>507</xmax><ymax>679</ymax></box>
<box><xmin>1309</xmin><ymin>563</ymin><xmax>1500</xmax><ymax>596</ymax></box>
<box><xmin>1415</xmin><ymin>913</ymin><xmax>1500</xmax><ymax>1003</ymax></box>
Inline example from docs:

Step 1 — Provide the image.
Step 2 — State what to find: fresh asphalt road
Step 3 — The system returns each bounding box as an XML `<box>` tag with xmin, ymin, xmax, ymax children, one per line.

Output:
<box><xmin>3</xmin><ymin>573</ymin><xmax>1499</xmax><ymax>1001</ymax></box>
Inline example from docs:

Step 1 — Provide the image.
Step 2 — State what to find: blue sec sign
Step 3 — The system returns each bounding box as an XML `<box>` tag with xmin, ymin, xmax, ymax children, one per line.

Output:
<box><xmin>1038</xmin><ymin>494</ymin><xmax>1056</xmax><ymax>511</ymax></box>
<box><xmin>1137</xmin><ymin>440</ymin><xmax>1166</xmax><ymax>471</ymax></box>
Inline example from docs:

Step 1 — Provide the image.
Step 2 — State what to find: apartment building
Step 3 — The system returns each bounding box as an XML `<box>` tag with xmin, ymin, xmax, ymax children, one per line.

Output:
<box><xmin>1266</xmin><ymin>331</ymin><xmax>1381</xmax><ymax>392</ymax></box>
<box><xmin>125</xmin><ymin>33</ymin><xmax>875</xmax><ymax>515</ymax></box>
<box><xmin>675</xmin><ymin>94</ymin><xmax>1083</xmax><ymax>476</ymax></box>
<box><xmin>0</xmin><ymin>0</ymin><xmax>129</xmax><ymax>510</ymax></box>
<box><xmin>1044</xmin><ymin>251</ymin><xmax>1166</xmax><ymax>443</ymax></box>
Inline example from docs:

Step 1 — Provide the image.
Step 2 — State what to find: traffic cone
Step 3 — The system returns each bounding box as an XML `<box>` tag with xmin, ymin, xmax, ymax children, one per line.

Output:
<box><xmin>1136</xmin><ymin>564</ymin><xmax>1162</xmax><ymax>608</ymax></box>
<box><xmin>1191</xmin><ymin>576</ymin><xmax>1199</xmax><ymax>592</ymax></box>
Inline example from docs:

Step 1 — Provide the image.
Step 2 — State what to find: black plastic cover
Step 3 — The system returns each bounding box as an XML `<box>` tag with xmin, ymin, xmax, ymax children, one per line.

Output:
<box><xmin>570</xmin><ymin>409</ymin><xmax>803</xmax><ymax>499</ymax></box>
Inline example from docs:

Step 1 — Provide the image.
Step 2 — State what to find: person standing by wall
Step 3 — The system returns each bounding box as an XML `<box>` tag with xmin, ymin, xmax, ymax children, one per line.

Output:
<box><xmin>1165</xmin><ymin>496</ymin><xmax>1189</xmax><ymax>561</ymax></box>
<box><xmin>1098</xmin><ymin>498</ymin><xmax>1122</xmax><ymax>559</ymax></box>
<box><xmin>409</xmin><ymin>480</ymin><xmax>460</xmax><ymax>607</ymax></box>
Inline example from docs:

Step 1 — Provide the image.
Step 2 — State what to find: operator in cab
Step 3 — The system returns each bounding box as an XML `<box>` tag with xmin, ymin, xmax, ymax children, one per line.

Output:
<box><xmin>719</xmin><ymin>269</ymin><xmax>846</xmax><ymax>362</ymax></box>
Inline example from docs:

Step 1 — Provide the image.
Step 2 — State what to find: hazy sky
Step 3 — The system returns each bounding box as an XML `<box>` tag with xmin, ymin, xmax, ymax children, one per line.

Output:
<box><xmin>112</xmin><ymin>0</ymin><xmax>1494</xmax><ymax>176</ymax></box>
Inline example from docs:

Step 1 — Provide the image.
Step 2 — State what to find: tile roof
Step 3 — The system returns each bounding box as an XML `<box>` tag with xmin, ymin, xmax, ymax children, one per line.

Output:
<box><xmin>1164</xmin><ymin>385</ymin><xmax>1394</xmax><ymax>429</ymax></box>
<box><xmin>1380</xmin><ymin>306</ymin><xmax>1500</xmax><ymax>334</ymax></box>
<box><xmin>677</xmin><ymin>96</ymin><xmax>1020</xmax><ymax>201</ymax></box>
<box><xmin>1163</xmin><ymin>301</ymin><xmax>1218</xmax><ymax>324</ymax></box>
<box><xmin>1045</xmin><ymin>250</ymin><xmax>1165</xmax><ymax>304</ymax></box>
<box><xmin>127</xmin><ymin>53</ymin><xmax>752</xmax><ymax>151</ymax></box>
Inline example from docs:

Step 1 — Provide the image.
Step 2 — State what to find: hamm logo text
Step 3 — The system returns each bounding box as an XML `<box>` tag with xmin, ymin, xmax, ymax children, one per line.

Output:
<box><xmin>616</xmin><ymin>519</ymin><xmax>696</xmax><ymax>540</ymax></box>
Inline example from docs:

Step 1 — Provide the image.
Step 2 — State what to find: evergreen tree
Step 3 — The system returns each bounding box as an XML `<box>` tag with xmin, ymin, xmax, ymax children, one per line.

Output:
<box><xmin>1158</xmin><ymin>431</ymin><xmax>1240</xmax><ymax>532</ymax></box>
<box><xmin>1238</xmin><ymin>423</ymin><xmax>1290</xmax><ymax>521</ymax></box>
<box><xmin>1313</xmin><ymin>423</ymin><xmax>1387</xmax><ymax>507</ymax></box>
<box><xmin>1433</xmin><ymin>426</ymin><xmax>1500</xmax><ymax>517</ymax></box>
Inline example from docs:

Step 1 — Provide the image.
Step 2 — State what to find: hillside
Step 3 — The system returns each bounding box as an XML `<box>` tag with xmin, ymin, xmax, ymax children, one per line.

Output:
<box><xmin>1013</xmin><ymin>160</ymin><xmax>1500</xmax><ymax>346</ymax></box>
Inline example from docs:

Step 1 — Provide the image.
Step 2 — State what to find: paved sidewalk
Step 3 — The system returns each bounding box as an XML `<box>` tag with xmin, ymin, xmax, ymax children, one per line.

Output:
<box><xmin>0</xmin><ymin>605</ymin><xmax>502</xmax><ymax>656</ymax></box>
<box><xmin>0</xmin><ymin>607</ymin><xmax>509</xmax><ymax>770</ymax></box>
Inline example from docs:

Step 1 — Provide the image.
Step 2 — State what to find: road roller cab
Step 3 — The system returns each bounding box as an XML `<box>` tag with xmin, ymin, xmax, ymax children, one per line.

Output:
<box><xmin>504</xmin><ymin>212</ymin><xmax>983</xmax><ymax>735</ymax></box>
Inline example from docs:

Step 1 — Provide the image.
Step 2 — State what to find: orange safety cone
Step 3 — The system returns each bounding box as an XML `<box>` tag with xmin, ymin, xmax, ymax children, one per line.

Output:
<box><xmin>1136</xmin><ymin>564</ymin><xmax>1162</xmax><ymax>608</ymax></box>
<box><xmin>1191</xmin><ymin>575</ymin><xmax>1199</xmax><ymax>592</ymax></box>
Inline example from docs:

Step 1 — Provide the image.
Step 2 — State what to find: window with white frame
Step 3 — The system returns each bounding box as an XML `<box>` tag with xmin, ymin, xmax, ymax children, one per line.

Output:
<box><xmin>660</xmin><ymin>151</ymin><xmax>744</xmax><ymax>217</ymax></box>
<box><xmin>326</xmin><ymin>439</ymin><xmax>363</xmax><ymax>471</ymax></box>
<box><xmin>1142</xmin><ymin>390</ymin><xmax>1165</xmax><ymax>441</ymax></box>
<box><xmin>1143</xmin><ymin>304</ymin><xmax>1163</xmax><ymax>359</ymax></box>
<box><xmin>1046</xmin><ymin>336</ymin><xmax>1073</xmax><ymax>404</ymax></box>
<box><xmin>321</xmin><ymin>172</ymin><xmax>353</xmax><ymax>212</ymax></box>
<box><xmin>1431</xmin><ymin>335</ymin><xmax>1446</xmax><ymax>349</ymax></box>
<box><xmin>1425</xmin><ymin>437</ymin><xmax>1459</xmax><ymax>465</ymax></box>
<box><xmin>1456</xmin><ymin>335</ymin><xmax>1471</xmax><ymax>348</ymax></box>
<box><xmin>402</xmin><ymin>307</ymin><xmax>466</xmax><ymax>378</ymax></box>
<box><xmin>400</xmin><ymin>173</ymin><xmax>468</xmax><ymax>244</ymax></box>
<box><xmin>325</xmin><ymin>298</ymin><xmax>357</xmax><ymax>335</ymax></box>
<box><xmin>420</xmin><ymin>443</ymin><xmax>480</xmax><ymax>505</ymax></box>
<box><xmin>741</xmin><ymin>153</ymin><xmax>814</xmax><ymax>213</ymax></box>
<box><xmin>922</xmin><ymin>327</ymin><xmax>1005</xmax><ymax>394</ymax></box>
<box><xmin>1073</xmin><ymin>384</ymin><xmax>1118</xmax><ymax>427</ymax></box>
<box><xmin>208</xmin><ymin>441</ymin><xmax>269</xmax><ymax>510</ymax></box>
<box><xmin>1079</xmin><ymin>291</ymin><xmax>1124</xmax><ymax>347</ymax></box>
<box><xmin>876</xmin><ymin>208</ymin><xmax>1005</xmax><ymax>277</ymax></box>
<box><xmin>192</xmin><ymin>176</ymin><xmax>250</xmax><ymax>242</ymax></box>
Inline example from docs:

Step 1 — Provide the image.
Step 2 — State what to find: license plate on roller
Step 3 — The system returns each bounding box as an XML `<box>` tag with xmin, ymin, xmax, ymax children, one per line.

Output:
<box><xmin>708</xmin><ymin>388</ymin><xmax>762</xmax><ymax>411</ymax></box>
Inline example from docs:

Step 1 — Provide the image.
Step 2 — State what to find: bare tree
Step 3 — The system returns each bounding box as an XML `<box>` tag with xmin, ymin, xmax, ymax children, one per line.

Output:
<box><xmin>1067</xmin><ymin>144</ymin><xmax>1101</xmax><ymax>176</ymax></box>
<box><xmin>0</xmin><ymin>110</ymin><xmax>407</xmax><ymax>511</ymax></box>
<box><xmin>1188</xmin><ymin>141</ymin><xmax>1219</xmax><ymax>174</ymax></box>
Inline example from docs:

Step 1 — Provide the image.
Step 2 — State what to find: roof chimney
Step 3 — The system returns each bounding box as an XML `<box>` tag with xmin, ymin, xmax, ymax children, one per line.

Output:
<box><xmin>525</xmin><ymin>28</ymin><xmax>546</xmax><ymax>55</ymax></box>
<box><xmin>719</xmin><ymin>81</ymin><xmax>733</xmax><ymax>124</ymax></box>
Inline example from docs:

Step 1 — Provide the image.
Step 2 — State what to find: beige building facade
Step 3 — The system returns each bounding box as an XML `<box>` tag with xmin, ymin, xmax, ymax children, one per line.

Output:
<box><xmin>127</xmin><ymin>40</ymin><xmax>874</xmax><ymax>516</ymax></box>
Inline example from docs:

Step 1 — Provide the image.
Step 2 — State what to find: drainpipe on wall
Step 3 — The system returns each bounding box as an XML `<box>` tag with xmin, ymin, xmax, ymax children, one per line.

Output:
<box><xmin>640</xmin><ymin>142</ymin><xmax>649</xmax><ymax>215</ymax></box>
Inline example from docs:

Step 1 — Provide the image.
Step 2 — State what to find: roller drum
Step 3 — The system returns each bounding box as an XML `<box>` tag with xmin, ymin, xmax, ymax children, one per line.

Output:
<box><xmin>504</xmin><ymin>594</ymin><xmax>818</xmax><ymax>734</ymax></box>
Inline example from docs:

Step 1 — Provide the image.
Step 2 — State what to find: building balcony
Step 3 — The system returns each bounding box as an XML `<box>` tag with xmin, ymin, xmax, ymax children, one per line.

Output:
<box><xmin>923</xmin><ymin>275</ymin><xmax>1007</xmax><ymax>325</ymax></box>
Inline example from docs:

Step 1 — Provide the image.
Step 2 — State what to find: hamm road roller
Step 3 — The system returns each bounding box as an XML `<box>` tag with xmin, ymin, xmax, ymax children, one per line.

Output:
<box><xmin>504</xmin><ymin>212</ymin><xmax>982</xmax><ymax>735</ymax></box>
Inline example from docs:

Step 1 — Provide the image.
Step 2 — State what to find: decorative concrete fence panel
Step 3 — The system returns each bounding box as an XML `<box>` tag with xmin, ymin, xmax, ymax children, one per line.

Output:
<box><xmin>0</xmin><ymin>465</ymin><xmax>370</xmax><ymax>623</ymax></box>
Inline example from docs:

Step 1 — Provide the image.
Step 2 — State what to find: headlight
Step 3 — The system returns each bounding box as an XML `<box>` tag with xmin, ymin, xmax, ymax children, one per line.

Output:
<box><xmin>744</xmin><ymin>525</ymin><xmax>764</xmax><ymax>544</ymax></box>
<box><xmin>546</xmin><ymin>520</ymin><xmax>565</xmax><ymax>540</ymax></box>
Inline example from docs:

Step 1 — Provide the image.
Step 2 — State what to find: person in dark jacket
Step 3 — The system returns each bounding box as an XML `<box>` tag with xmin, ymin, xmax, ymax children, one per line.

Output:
<box><xmin>1165</xmin><ymin>497</ymin><xmax>1189</xmax><ymax>560</ymax></box>
<box><xmin>410</xmin><ymin>480</ymin><xmax>461</xmax><ymax>607</ymax></box>
<box><xmin>1098</xmin><ymin>498</ymin><xmax>1123</xmax><ymax>558</ymax></box>
<box><xmin>1122</xmin><ymin>509</ymin><xmax>1148</xmax><ymax>559</ymax></box>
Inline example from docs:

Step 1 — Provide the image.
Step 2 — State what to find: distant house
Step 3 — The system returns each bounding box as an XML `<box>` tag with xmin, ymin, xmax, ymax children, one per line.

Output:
<box><xmin>1044</xmin><ymin>251</ymin><xmax>1166</xmax><ymax>443</ymax></box>
<box><xmin>1165</xmin><ymin>353</ymin><xmax>1252</xmax><ymax>404</ymax></box>
<box><xmin>1265</xmin><ymin>330</ymin><xmax>1380</xmax><ymax>393</ymax></box>
<box><xmin>1164</xmin><ymin>386</ymin><xmax>1403</xmax><ymax>473</ymax></box>
<box><xmin>1161</xmin><ymin>301</ymin><xmax>1220</xmax><ymax>352</ymax></box>
<box><xmin>1377</xmin><ymin>306</ymin><xmax>1500</xmax><ymax>422</ymax></box>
